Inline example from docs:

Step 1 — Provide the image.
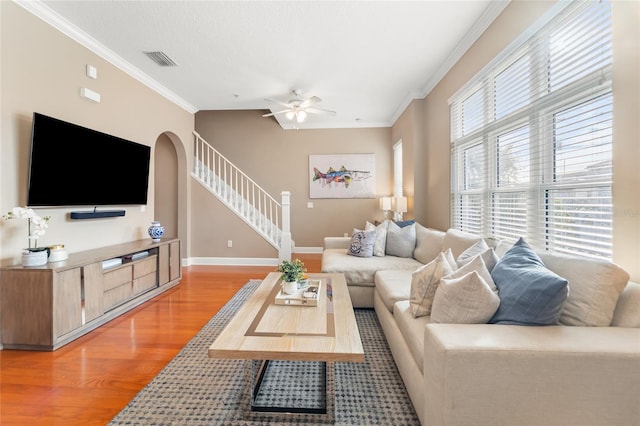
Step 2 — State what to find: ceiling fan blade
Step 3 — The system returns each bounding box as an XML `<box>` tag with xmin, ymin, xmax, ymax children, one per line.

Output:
<box><xmin>262</xmin><ymin>109</ymin><xmax>292</xmax><ymax>118</ymax></box>
<box><xmin>299</xmin><ymin>96</ymin><xmax>321</xmax><ymax>108</ymax></box>
<box><xmin>305</xmin><ymin>107</ymin><xmax>336</xmax><ymax>115</ymax></box>
<box><xmin>265</xmin><ymin>98</ymin><xmax>293</xmax><ymax>109</ymax></box>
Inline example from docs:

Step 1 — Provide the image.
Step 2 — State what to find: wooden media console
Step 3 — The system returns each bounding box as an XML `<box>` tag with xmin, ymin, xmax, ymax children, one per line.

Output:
<box><xmin>0</xmin><ymin>238</ymin><xmax>181</xmax><ymax>351</ymax></box>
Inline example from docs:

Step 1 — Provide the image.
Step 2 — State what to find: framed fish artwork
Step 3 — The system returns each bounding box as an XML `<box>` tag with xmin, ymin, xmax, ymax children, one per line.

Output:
<box><xmin>309</xmin><ymin>154</ymin><xmax>375</xmax><ymax>199</ymax></box>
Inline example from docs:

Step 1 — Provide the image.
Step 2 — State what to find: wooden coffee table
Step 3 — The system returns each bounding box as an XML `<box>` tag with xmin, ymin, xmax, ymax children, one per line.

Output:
<box><xmin>208</xmin><ymin>272</ymin><xmax>364</xmax><ymax>418</ymax></box>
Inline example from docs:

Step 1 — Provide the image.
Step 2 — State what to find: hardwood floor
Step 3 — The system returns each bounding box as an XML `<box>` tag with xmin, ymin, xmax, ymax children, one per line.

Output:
<box><xmin>0</xmin><ymin>254</ymin><xmax>322</xmax><ymax>425</ymax></box>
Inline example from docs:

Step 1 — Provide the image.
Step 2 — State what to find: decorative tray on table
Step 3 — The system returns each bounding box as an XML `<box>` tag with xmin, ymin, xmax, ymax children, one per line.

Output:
<box><xmin>274</xmin><ymin>279</ymin><xmax>321</xmax><ymax>306</ymax></box>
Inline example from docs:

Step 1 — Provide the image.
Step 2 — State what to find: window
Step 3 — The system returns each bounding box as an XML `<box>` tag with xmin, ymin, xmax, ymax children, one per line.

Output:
<box><xmin>450</xmin><ymin>1</ymin><xmax>612</xmax><ymax>260</ymax></box>
<box><xmin>393</xmin><ymin>141</ymin><xmax>403</xmax><ymax>197</ymax></box>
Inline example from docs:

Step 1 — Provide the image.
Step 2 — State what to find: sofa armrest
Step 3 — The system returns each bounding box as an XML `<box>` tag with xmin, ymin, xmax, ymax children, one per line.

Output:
<box><xmin>423</xmin><ymin>323</ymin><xmax>640</xmax><ymax>426</ymax></box>
<box><xmin>323</xmin><ymin>236</ymin><xmax>351</xmax><ymax>250</ymax></box>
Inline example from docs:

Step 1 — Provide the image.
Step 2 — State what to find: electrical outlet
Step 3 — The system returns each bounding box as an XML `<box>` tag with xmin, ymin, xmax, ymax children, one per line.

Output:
<box><xmin>227</xmin><ymin>240</ymin><xmax>233</xmax><ymax>248</ymax></box>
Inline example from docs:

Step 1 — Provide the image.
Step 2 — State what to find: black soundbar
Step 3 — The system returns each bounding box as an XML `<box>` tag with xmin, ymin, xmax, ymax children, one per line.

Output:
<box><xmin>70</xmin><ymin>209</ymin><xmax>126</xmax><ymax>220</ymax></box>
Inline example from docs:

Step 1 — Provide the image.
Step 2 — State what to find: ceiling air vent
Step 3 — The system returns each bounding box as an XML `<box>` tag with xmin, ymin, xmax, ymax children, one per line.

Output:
<box><xmin>143</xmin><ymin>51</ymin><xmax>178</xmax><ymax>67</ymax></box>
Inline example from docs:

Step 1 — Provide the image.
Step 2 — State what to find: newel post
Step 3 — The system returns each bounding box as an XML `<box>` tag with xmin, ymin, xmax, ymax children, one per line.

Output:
<box><xmin>279</xmin><ymin>191</ymin><xmax>292</xmax><ymax>262</ymax></box>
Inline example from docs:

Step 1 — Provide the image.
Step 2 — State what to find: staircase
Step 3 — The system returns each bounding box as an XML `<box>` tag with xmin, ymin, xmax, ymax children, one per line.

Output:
<box><xmin>191</xmin><ymin>131</ymin><xmax>292</xmax><ymax>261</ymax></box>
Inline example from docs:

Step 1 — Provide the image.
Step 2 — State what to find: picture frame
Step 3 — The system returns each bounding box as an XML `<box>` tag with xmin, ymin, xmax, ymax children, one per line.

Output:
<box><xmin>309</xmin><ymin>154</ymin><xmax>375</xmax><ymax>199</ymax></box>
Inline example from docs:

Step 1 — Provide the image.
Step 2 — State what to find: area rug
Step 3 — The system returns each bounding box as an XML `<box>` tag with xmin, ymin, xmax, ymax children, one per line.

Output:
<box><xmin>109</xmin><ymin>280</ymin><xmax>420</xmax><ymax>425</ymax></box>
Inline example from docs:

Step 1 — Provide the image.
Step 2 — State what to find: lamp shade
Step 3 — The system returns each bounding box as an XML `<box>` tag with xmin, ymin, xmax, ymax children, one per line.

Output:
<box><xmin>393</xmin><ymin>196</ymin><xmax>408</xmax><ymax>213</ymax></box>
<box><xmin>380</xmin><ymin>196</ymin><xmax>392</xmax><ymax>211</ymax></box>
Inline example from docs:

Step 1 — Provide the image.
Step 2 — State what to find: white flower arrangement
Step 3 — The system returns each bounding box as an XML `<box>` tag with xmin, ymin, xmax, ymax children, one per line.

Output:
<box><xmin>2</xmin><ymin>206</ymin><xmax>51</xmax><ymax>249</ymax></box>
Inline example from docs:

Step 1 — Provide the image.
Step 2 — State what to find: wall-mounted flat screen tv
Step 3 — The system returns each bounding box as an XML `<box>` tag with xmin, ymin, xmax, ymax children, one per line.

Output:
<box><xmin>27</xmin><ymin>112</ymin><xmax>151</xmax><ymax>207</ymax></box>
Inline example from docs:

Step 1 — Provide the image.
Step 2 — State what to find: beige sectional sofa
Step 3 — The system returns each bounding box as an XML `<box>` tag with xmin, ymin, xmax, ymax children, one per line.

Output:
<box><xmin>321</xmin><ymin>224</ymin><xmax>640</xmax><ymax>426</ymax></box>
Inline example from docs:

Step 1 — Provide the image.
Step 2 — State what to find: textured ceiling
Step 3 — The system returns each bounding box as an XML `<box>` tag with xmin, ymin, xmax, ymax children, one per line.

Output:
<box><xmin>26</xmin><ymin>1</ymin><xmax>509</xmax><ymax>129</ymax></box>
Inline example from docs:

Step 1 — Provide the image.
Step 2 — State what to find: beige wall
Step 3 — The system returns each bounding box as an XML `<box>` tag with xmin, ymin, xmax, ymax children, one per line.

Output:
<box><xmin>2</xmin><ymin>0</ymin><xmax>637</xmax><ymax>278</ymax></box>
<box><xmin>194</xmin><ymin>110</ymin><xmax>392</xmax><ymax>257</ymax></box>
<box><xmin>395</xmin><ymin>0</ymin><xmax>640</xmax><ymax>280</ymax></box>
<box><xmin>611</xmin><ymin>0</ymin><xmax>640</xmax><ymax>282</ymax></box>
<box><xmin>0</xmin><ymin>2</ymin><xmax>194</xmax><ymax>266</ymax></box>
<box><xmin>391</xmin><ymin>100</ymin><xmax>423</xmax><ymax>223</ymax></box>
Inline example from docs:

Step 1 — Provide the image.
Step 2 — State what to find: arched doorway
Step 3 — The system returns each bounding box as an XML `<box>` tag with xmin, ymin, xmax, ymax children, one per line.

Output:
<box><xmin>154</xmin><ymin>134</ymin><xmax>178</xmax><ymax>238</ymax></box>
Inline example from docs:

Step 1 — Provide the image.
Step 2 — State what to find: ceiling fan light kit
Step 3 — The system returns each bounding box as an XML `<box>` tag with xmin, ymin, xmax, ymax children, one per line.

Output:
<box><xmin>263</xmin><ymin>89</ymin><xmax>335</xmax><ymax>124</ymax></box>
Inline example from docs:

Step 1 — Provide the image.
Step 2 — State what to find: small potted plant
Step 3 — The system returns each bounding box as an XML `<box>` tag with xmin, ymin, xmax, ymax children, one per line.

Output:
<box><xmin>277</xmin><ymin>258</ymin><xmax>306</xmax><ymax>294</ymax></box>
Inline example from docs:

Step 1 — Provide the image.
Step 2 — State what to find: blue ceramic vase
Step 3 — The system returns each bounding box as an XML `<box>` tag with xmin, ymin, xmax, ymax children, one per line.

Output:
<box><xmin>148</xmin><ymin>221</ymin><xmax>165</xmax><ymax>242</ymax></box>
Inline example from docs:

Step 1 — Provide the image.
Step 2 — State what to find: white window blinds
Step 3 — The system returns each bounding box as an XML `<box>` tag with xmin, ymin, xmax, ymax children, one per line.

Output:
<box><xmin>450</xmin><ymin>1</ymin><xmax>612</xmax><ymax>260</ymax></box>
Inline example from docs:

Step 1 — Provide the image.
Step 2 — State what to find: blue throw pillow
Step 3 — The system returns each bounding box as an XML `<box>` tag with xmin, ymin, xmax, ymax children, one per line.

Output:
<box><xmin>394</xmin><ymin>219</ymin><xmax>415</xmax><ymax>228</ymax></box>
<box><xmin>489</xmin><ymin>237</ymin><xmax>568</xmax><ymax>326</ymax></box>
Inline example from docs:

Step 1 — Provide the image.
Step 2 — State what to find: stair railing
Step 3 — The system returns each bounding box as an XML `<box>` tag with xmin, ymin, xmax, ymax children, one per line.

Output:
<box><xmin>192</xmin><ymin>131</ymin><xmax>292</xmax><ymax>261</ymax></box>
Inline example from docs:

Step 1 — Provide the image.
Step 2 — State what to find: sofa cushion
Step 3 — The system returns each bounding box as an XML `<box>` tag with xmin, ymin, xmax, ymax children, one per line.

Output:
<box><xmin>410</xmin><ymin>252</ymin><xmax>455</xmax><ymax>318</ymax></box>
<box><xmin>431</xmin><ymin>270</ymin><xmax>501</xmax><ymax>324</ymax></box>
<box><xmin>456</xmin><ymin>239</ymin><xmax>499</xmax><ymax>272</ymax></box>
<box><xmin>442</xmin><ymin>228</ymin><xmax>483</xmax><ymax>258</ymax></box>
<box><xmin>375</xmin><ymin>269</ymin><xmax>414</xmax><ymax>312</ymax></box>
<box><xmin>322</xmin><ymin>248</ymin><xmax>422</xmax><ymax>286</ymax></box>
<box><xmin>490</xmin><ymin>238</ymin><xmax>569</xmax><ymax>326</ymax></box>
<box><xmin>394</xmin><ymin>300</ymin><xmax>431</xmax><ymax>374</ymax></box>
<box><xmin>367</xmin><ymin>220</ymin><xmax>389</xmax><ymax>257</ymax></box>
<box><xmin>386</xmin><ymin>221</ymin><xmax>416</xmax><ymax>258</ymax></box>
<box><xmin>347</xmin><ymin>228</ymin><xmax>376</xmax><ymax>258</ymax></box>
<box><xmin>539</xmin><ymin>252</ymin><xmax>630</xmax><ymax>327</ymax></box>
<box><xmin>611</xmin><ymin>282</ymin><xmax>640</xmax><ymax>328</ymax></box>
<box><xmin>413</xmin><ymin>224</ymin><xmax>446</xmax><ymax>264</ymax></box>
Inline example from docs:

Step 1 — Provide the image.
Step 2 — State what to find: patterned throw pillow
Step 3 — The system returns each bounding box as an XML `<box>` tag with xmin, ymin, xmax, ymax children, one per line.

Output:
<box><xmin>347</xmin><ymin>228</ymin><xmax>376</xmax><ymax>258</ymax></box>
<box><xmin>490</xmin><ymin>237</ymin><xmax>569</xmax><ymax>325</ymax></box>
<box><xmin>409</xmin><ymin>252</ymin><xmax>455</xmax><ymax>317</ymax></box>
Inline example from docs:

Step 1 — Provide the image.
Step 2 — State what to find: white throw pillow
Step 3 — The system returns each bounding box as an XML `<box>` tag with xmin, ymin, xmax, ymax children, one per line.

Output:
<box><xmin>446</xmin><ymin>254</ymin><xmax>497</xmax><ymax>292</ymax></box>
<box><xmin>409</xmin><ymin>252</ymin><xmax>455</xmax><ymax>318</ymax></box>
<box><xmin>413</xmin><ymin>223</ymin><xmax>446</xmax><ymax>264</ymax></box>
<box><xmin>431</xmin><ymin>271</ymin><xmax>501</xmax><ymax>324</ymax></box>
<box><xmin>442</xmin><ymin>248</ymin><xmax>458</xmax><ymax>273</ymax></box>
<box><xmin>386</xmin><ymin>222</ymin><xmax>417</xmax><ymax>258</ymax></box>
<box><xmin>457</xmin><ymin>239</ymin><xmax>500</xmax><ymax>272</ymax></box>
<box><xmin>367</xmin><ymin>220</ymin><xmax>389</xmax><ymax>257</ymax></box>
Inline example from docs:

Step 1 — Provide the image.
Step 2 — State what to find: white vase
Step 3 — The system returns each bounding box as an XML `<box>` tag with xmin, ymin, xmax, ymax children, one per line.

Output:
<box><xmin>22</xmin><ymin>250</ymin><xmax>48</xmax><ymax>267</ymax></box>
<box><xmin>282</xmin><ymin>281</ymin><xmax>299</xmax><ymax>295</ymax></box>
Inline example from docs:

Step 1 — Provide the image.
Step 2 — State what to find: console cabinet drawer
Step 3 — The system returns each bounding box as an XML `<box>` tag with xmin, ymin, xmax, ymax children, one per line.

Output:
<box><xmin>133</xmin><ymin>272</ymin><xmax>157</xmax><ymax>294</ymax></box>
<box><xmin>104</xmin><ymin>283</ymin><xmax>133</xmax><ymax>310</ymax></box>
<box><xmin>103</xmin><ymin>265</ymin><xmax>133</xmax><ymax>291</ymax></box>
<box><xmin>133</xmin><ymin>256</ymin><xmax>157</xmax><ymax>278</ymax></box>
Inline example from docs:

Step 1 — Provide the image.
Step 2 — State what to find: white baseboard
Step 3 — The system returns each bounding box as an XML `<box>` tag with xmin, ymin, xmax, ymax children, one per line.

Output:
<box><xmin>184</xmin><ymin>246</ymin><xmax>323</xmax><ymax>266</ymax></box>
<box><xmin>293</xmin><ymin>246</ymin><xmax>323</xmax><ymax>254</ymax></box>
<box><xmin>187</xmin><ymin>257</ymin><xmax>279</xmax><ymax>266</ymax></box>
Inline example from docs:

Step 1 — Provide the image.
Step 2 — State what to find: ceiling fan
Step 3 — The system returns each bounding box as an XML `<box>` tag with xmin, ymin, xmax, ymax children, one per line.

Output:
<box><xmin>262</xmin><ymin>89</ymin><xmax>336</xmax><ymax>123</ymax></box>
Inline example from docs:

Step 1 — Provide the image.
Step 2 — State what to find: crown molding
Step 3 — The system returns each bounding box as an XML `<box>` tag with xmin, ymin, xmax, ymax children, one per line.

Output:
<box><xmin>389</xmin><ymin>0</ymin><xmax>511</xmax><ymax>126</ymax></box>
<box><xmin>15</xmin><ymin>0</ymin><xmax>199</xmax><ymax>114</ymax></box>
